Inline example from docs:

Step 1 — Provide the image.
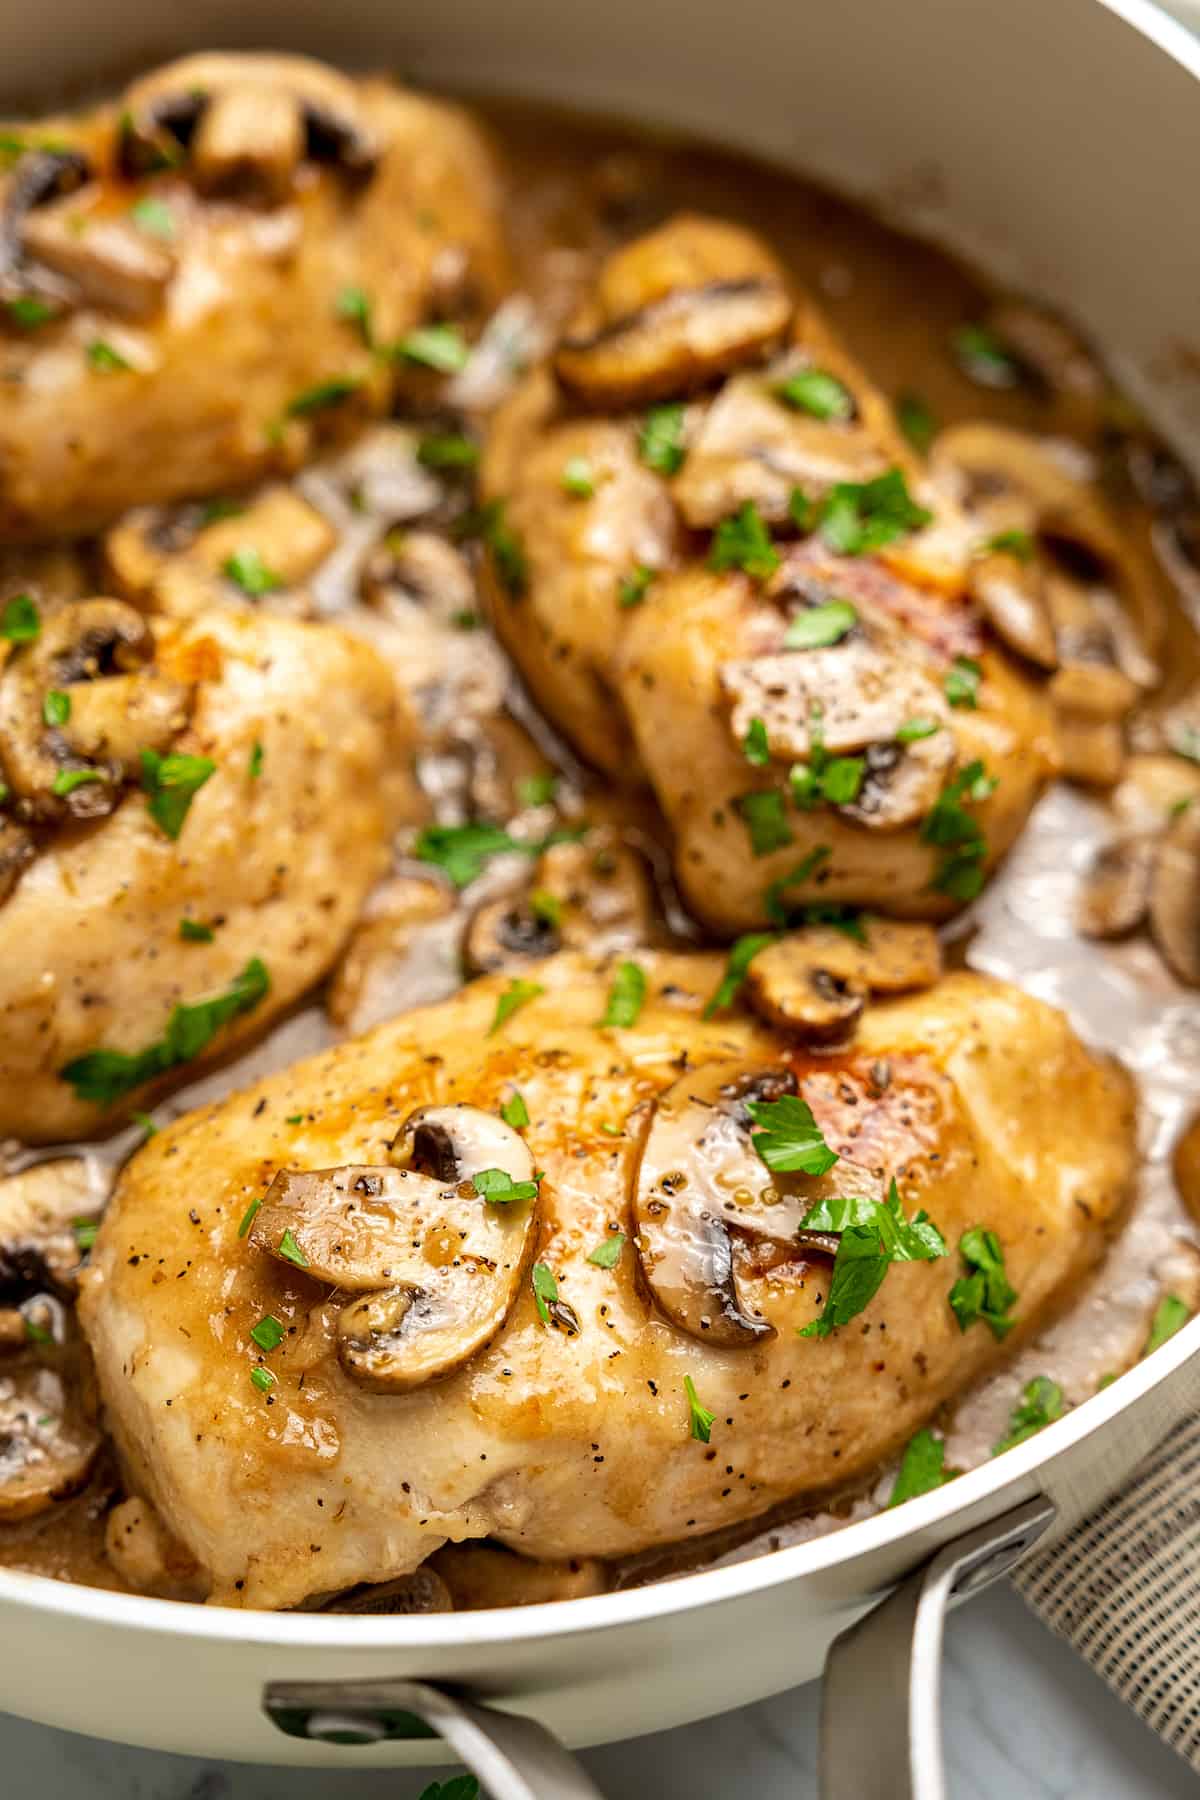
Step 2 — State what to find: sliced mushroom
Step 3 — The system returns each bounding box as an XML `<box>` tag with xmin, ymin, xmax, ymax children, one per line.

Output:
<box><xmin>20</xmin><ymin>200</ymin><xmax>174</xmax><ymax>319</ymax></box>
<box><xmin>0</xmin><ymin>148</ymin><xmax>91</xmax><ymax>307</ymax></box>
<box><xmin>118</xmin><ymin>53</ymin><xmax>379</xmax><ymax>192</ymax></box>
<box><xmin>430</xmin><ymin>1541</ymin><xmax>607</xmax><ymax>1609</ymax></box>
<box><xmin>464</xmin><ymin>835</ymin><xmax>655</xmax><ymax>977</ymax></box>
<box><xmin>1149</xmin><ymin>800</ymin><xmax>1200</xmax><ymax>985</ymax></box>
<box><xmin>554</xmin><ymin>215</ymin><xmax>792</xmax><ymax>409</ymax></box>
<box><xmin>0</xmin><ymin>1157</ymin><xmax>106</xmax><ymax>1300</ymax></box>
<box><xmin>251</xmin><ymin>1106</ymin><xmax>538</xmax><ymax>1391</ymax></box>
<box><xmin>967</xmin><ymin>549</ymin><xmax>1058</xmax><ymax>670</ymax></box>
<box><xmin>326</xmin><ymin>874</ymin><xmax>459</xmax><ymax>1034</ymax></box>
<box><xmin>190</xmin><ymin>487</ymin><xmax>337</xmax><ymax>592</ymax></box>
<box><xmin>745</xmin><ymin>921</ymin><xmax>942</xmax><ymax>1042</ymax></box>
<box><xmin>983</xmin><ymin>301</ymin><xmax>1105</xmax><ymax>420</ymax></box>
<box><xmin>322</xmin><ymin>1566</ymin><xmax>453</xmax><ymax>1615</ymax></box>
<box><xmin>0</xmin><ymin>1363</ymin><xmax>100</xmax><ymax>1520</ymax></box>
<box><xmin>1076</xmin><ymin>835</ymin><xmax>1155</xmax><ymax>939</ymax></box>
<box><xmin>632</xmin><ymin>1062</ymin><xmax>884</xmax><ymax>1346</ymax></box>
<box><xmin>364</xmin><ymin>530</ymin><xmax>478</xmax><ymax>629</ymax></box>
<box><xmin>0</xmin><ymin>598</ymin><xmax>190</xmax><ymax>821</ymax></box>
<box><xmin>0</xmin><ymin>817</ymin><xmax>33</xmax><ymax>905</ymax></box>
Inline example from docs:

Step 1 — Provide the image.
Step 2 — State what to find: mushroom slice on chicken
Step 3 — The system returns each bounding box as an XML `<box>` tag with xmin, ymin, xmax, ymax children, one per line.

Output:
<box><xmin>0</xmin><ymin>597</ymin><xmax>192</xmax><ymax>823</ymax></box>
<box><xmin>464</xmin><ymin>833</ymin><xmax>655</xmax><ymax>977</ymax></box>
<box><xmin>744</xmin><ymin>920</ymin><xmax>942</xmax><ymax>1042</ymax></box>
<box><xmin>554</xmin><ymin>214</ymin><xmax>793</xmax><ymax>409</ymax></box>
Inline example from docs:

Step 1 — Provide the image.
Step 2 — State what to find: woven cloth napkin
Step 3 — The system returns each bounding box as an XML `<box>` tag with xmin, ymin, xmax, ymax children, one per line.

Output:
<box><xmin>1014</xmin><ymin>1413</ymin><xmax>1200</xmax><ymax>1769</ymax></box>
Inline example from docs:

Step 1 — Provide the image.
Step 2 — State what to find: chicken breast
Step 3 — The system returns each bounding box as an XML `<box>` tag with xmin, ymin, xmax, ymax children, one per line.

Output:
<box><xmin>0</xmin><ymin>54</ymin><xmax>509</xmax><ymax>538</ymax></box>
<box><xmin>80</xmin><ymin>950</ymin><xmax>1134</xmax><ymax>1609</ymax></box>
<box><xmin>0</xmin><ymin>603</ymin><xmax>412</xmax><ymax>1141</ymax></box>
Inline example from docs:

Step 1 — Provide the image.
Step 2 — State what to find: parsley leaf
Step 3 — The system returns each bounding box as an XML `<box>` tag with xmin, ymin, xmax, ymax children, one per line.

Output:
<box><xmin>638</xmin><ymin>403</ymin><xmax>686</xmax><ymax>474</ymax></box>
<box><xmin>0</xmin><ymin>593</ymin><xmax>39</xmax><ymax>642</ymax></box>
<box><xmin>60</xmin><ymin>957</ymin><xmax>269</xmax><ymax>1106</ymax></box>
<box><xmin>896</xmin><ymin>392</ymin><xmax>937</xmax><ymax>453</ymax></box>
<box><xmin>820</xmin><ymin>756</ymin><xmax>866</xmax><ymax>805</ymax></box>
<box><xmin>944</xmin><ymin>655</ymin><xmax>982</xmax><ymax>709</ymax></box>
<box><xmin>952</xmin><ymin>323</ymin><xmax>1024</xmax><ymax>389</ymax></box>
<box><xmin>710</xmin><ymin>502</ymin><xmax>780</xmax><ymax>580</ymax></box>
<box><xmin>335</xmin><ymin>285</ymin><xmax>373</xmax><ymax>346</ymax></box>
<box><xmin>6</xmin><ymin>296</ymin><xmax>58</xmax><ymax>330</ymax></box>
<box><xmin>747</xmin><ymin>1094</ymin><xmax>838</xmax><ymax>1176</ymax></box>
<box><xmin>43</xmin><ymin>688</ymin><xmax>70</xmax><ymax>726</ymax></box>
<box><xmin>618</xmin><ymin>564</ymin><xmax>655</xmax><ymax>609</ymax></box>
<box><xmin>472</xmin><ymin>499</ymin><xmax>527</xmax><ymax>597</ymax></box>
<box><xmin>500</xmin><ymin>1088</ymin><xmax>530</xmax><ymax>1129</ymax></box>
<box><xmin>277</xmin><ymin>1227</ymin><xmax>309</xmax><ymax>1269</ymax></box>
<box><xmin>287</xmin><ymin>377</ymin><xmax>361</xmax><ymax>417</ymax></box>
<box><xmin>130</xmin><ymin>196</ymin><xmax>174</xmax><ymax>240</ymax></box>
<box><xmin>1168</xmin><ymin>725</ymin><xmax>1200</xmax><ymax>767</ymax></box>
<box><xmin>980</xmin><ymin>528</ymin><xmax>1034</xmax><ymax>561</ymax></box>
<box><xmin>223</xmin><ymin>546</ymin><xmax>282</xmax><ymax>596</ymax></box>
<box><xmin>888</xmin><ymin>1428</ymin><xmax>949</xmax><ymax>1506</ymax></box>
<box><xmin>248</xmin><ymin>741</ymin><xmax>264</xmax><ymax>779</ymax></box>
<box><xmin>395</xmin><ymin>323</ymin><xmax>470</xmax><ymax>373</ymax></box>
<box><xmin>817</xmin><ymin>468</ymin><xmax>932</xmax><ymax>556</ymax></box>
<box><xmin>775</xmin><ymin>367</ymin><xmax>854</xmax><ymax>421</ymax></box>
<box><xmin>52</xmin><ymin>767</ymin><xmax>107</xmax><ymax>798</ymax></box>
<box><xmin>798</xmin><ymin>1182</ymin><xmax>945</xmax><ymax>1338</ymax></box>
<box><xmin>561</xmin><ymin>456</ymin><xmax>596</xmax><ymax>498</ymax></box>
<box><xmin>992</xmin><ymin>1376</ymin><xmax>1064</xmax><ymax>1455</ymax></box>
<box><xmin>417</xmin><ymin>432</ymin><xmax>478</xmax><ymax>470</ymax></box>
<box><xmin>250</xmin><ymin>1314</ymin><xmax>285</xmax><ymax>1352</ymax></box>
<box><xmin>73</xmin><ymin>1218</ymin><xmax>99</xmax><ymax>1252</ymax></box>
<box><xmin>588</xmin><ymin>1233</ymin><xmax>626</xmax><ymax>1269</ymax></box>
<box><xmin>896</xmin><ymin>716</ymin><xmax>941</xmax><ymax>743</ymax></box>
<box><xmin>783</xmin><ymin>598</ymin><xmax>858</xmax><ymax>650</ymax></box>
<box><xmin>743</xmin><ymin>716</ymin><xmax>770</xmax><ymax>765</ymax></box>
<box><xmin>489</xmin><ymin>978</ymin><xmax>544</xmax><ymax>1036</ymax></box>
<box><xmin>250</xmin><ymin>1366</ymin><xmax>276</xmax><ymax>1394</ymax></box>
<box><xmin>87</xmin><ymin>338</ymin><xmax>132</xmax><ymax>373</ymax></box>
<box><xmin>413</xmin><ymin>822</ymin><xmax>532</xmax><ymax>888</ymax></box>
<box><xmin>140</xmin><ymin>749</ymin><xmax>216</xmax><ymax>840</ymax></box>
<box><xmin>949</xmin><ymin>1227</ymin><xmax>1017</xmax><ymax>1339</ymax></box>
<box><xmin>703</xmin><ymin>931</ymin><xmax>777</xmax><ymax>1018</ymax></box>
<box><xmin>1143</xmin><ymin>1294</ymin><xmax>1190</xmax><ymax>1357</ymax></box>
<box><xmin>472</xmin><ymin>1166</ymin><xmax>540</xmax><ymax>1204</ymax></box>
<box><xmin>179</xmin><ymin>918</ymin><xmax>214</xmax><ymax>943</ymax></box>
<box><xmin>921</xmin><ymin>759</ymin><xmax>996</xmax><ymax>900</ymax></box>
<box><xmin>764</xmin><ymin>843</ymin><xmax>832</xmax><ymax>923</ymax></box>
<box><xmin>736</xmin><ymin>789</ymin><xmax>793</xmax><ymax>857</ymax></box>
<box><xmin>684</xmin><ymin>1375</ymin><xmax>715</xmax><ymax>1443</ymax></box>
<box><xmin>599</xmin><ymin>959</ymin><xmax>647</xmax><ymax>1029</ymax></box>
<box><xmin>531</xmin><ymin>1261</ymin><xmax>558</xmax><ymax>1324</ymax></box>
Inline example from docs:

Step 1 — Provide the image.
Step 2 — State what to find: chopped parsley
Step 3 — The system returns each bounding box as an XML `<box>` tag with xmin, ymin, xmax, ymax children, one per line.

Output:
<box><xmin>817</xmin><ymin>468</ymin><xmax>932</xmax><ymax>556</ymax></box>
<box><xmin>285</xmin><ymin>1113</ymin><xmax>304</xmax><ymax>1125</ymax></box>
<box><xmin>394</xmin><ymin>323</ymin><xmax>470</xmax><ymax>373</ymax></box>
<box><xmin>250</xmin><ymin>1314</ymin><xmax>285</xmax><ymax>1353</ymax></box>
<box><xmin>561</xmin><ymin>456</ymin><xmax>596</xmax><ymax>498</ymax></box>
<box><xmin>61</xmin><ymin>957</ymin><xmax>269</xmax><ymax>1106</ymax></box>
<box><xmin>42</xmin><ymin>688</ymin><xmax>70</xmax><ymax>726</ymax></box>
<box><xmin>764</xmin><ymin>843</ymin><xmax>832</xmax><ymax>923</ymax></box>
<box><xmin>132</xmin><ymin>1111</ymin><xmax>157</xmax><ymax>1138</ymax></box>
<box><xmin>473</xmin><ymin>499</ymin><xmax>527</xmax><ymax>597</ymax></box>
<box><xmin>500</xmin><ymin>1088</ymin><xmax>530</xmax><ymax>1129</ymax></box>
<box><xmin>709</xmin><ymin>502</ymin><xmax>780</xmax><ymax>581</ymax></box>
<box><xmin>1143</xmin><ymin>1294</ymin><xmax>1190</xmax><ymax>1357</ymax></box>
<box><xmin>783</xmin><ymin>598</ymin><xmax>858</xmax><ymax>650</ymax></box>
<box><xmin>277</xmin><ymin>1227</ymin><xmax>309</xmax><ymax>1269</ymax></box>
<box><xmin>140</xmin><ymin>749</ymin><xmax>216</xmax><ymax>840</ymax></box>
<box><xmin>531</xmin><ymin>1261</ymin><xmax>558</xmax><ymax>1324</ymax></box>
<box><xmin>952</xmin><ymin>323</ymin><xmax>1024</xmax><ymax>389</ymax></box>
<box><xmin>0</xmin><ymin>593</ymin><xmax>39</xmax><ymax>642</ymax></box>
<box><xmin>743</xmin><ymin>717</ymin><xmax>770</xmax><ymax>766</ymax></box>
<box><xmin>949</xmin><ymin>1227</ymin><xmax>1018</xmax><ymax>1339</ymax></box>
<box><xmin>6</xmin><ymin>296</ymin><xmax>58</xmax><ymax>330</ymax></box>
<box><xmin>86</xmin><ymin>338</ymin><xmax>132</xmax><ymax>373</ymax></box>
<box><xmin>528</xmin><ymin>887</ymin><xmax>562</xmax><ymax>928</ymax></box>
<box><xmin>736</xmin><ymin>789</ymin><xmax>793</xmax><ymax>857</ymax></box>
<box><xmin>413</xmin><ymin>822</ymin><xmax>532</xmax><ymax>888</ymax></box>
<box><xmin>72</xmin><ymin>1218</ymin><xmax>99</xmax><ymax>1253</ymax></box>
<box><xmin>516</xmin><ymin>772</ymin><xmax>557</xmax><ymax>808</ymax></box>
<box><xmin>417</xmin><ymin>432</ymin><xmax>478</xmax><ymax>470</ymax></box>
<box><xmin>473</xmin><ymin>1166</ymin><xmax>540</xmax><ymax>1204</ymax></box>
<box><xmin>1169</xmin><ymin>725</ymin><xmax>1200</xmax><ymax>766</ymax></box>
<box><xmin>896</xmin><ymin>716</ymin><xmax>941</xmax><ymax>743</ymax></box>
<box><xmin>684</xmin><ymin>1375</ymin><xmax>715</xmax><ymax>1443</ymax></box>
<box><xmin>248</xmin><ymin>741</ymin><xmax>264</xmax><ymax>779</ymax></box>
<box><xmin>335</xmin><ymin>285</ymin><xmax>373</xmax><ymax>346</ymax></box>
<box><xmin>797</xmin><ymin>901</ymin><xmax>867</xmax><ymax>940</ymax></box>
<box><xmin>179</xmin><ymin>918</ymin><xmax>214</xmax><ymax>943</ymax></box>
<box><xmin>599</xmin><ymin>959</ymin><xmax>647</xmax><ymax>1029</ymax></box>
<box><xmin>747</xmin><ymin>1093</ymin><xmax>838</xmax><ymax>1176</ymax></box>
<box><xmin>921</xmin><ymin>759</ymin><xmax>997</xmax><ymax>900</ymax></box>
<box><xmin>52</xmin><ymin>767</ymin><xmax>107</xmax><ymax>798</ymax></box>
<box><xmin>250</xmin><ymin>1366</ymin><xmax>276</xmax><ymax>1394</ymax></box>
<box><xmin>896</xmin><ymin>392</ymin><xmax>937</xmax><ymax>453</ymax></box>
<box><xmin>888</xmin><ymin>1428</ymin><xmax>950</xmax><ymax>1506</ymax></box>
<box><xmin>993</xmin><ymin>1376</ymin><xmax>1064</xmax><ymax>1455</ymax></box>
<box><xmin>24</xmin><ymin>1315</ymin><xmax>52</xmax><ymax>1346</ymax></box>
<box><xmin>237</xmin><ymin>1195</ymin><xmax>263</xmax><ymax>1239</ymax></box>
<box><xmin>775</xmin><ymin>367</ymin><xmax>854</xmax><ymax>421</ymax></box>
<box><xmin>489</xmin><ymin>977</ymin><xmax>545</xmax><ymax>1036</ymax></box>
<box><xmin>287</xmin><ymin>376</ymin><xmax>361</xmax><ymax>417</ymax></box>
<box><xmin>588</xmin><ymin>1233</ymin><xmax>626</xmax><ymax>1269</ymax></box>
<box><xmin>223</xmin><ymin>546</ymin><xmax>282</xmax><ymax>596</ymax></box>
<box><xmin>129</xmin><ymin>196</ymin><xmax>174</xmax><ymax>240</ymax></box>
<box><xmin>198</xmin><ymin>496</ymin><xmax>245</xmax><ymax>526</ymax></box>
<box><xmin>944</xmin><ymin>655</ymin><xmax>982</xmax><ymax>709</ymax></box>
<box><xmin>618</xmin><ymin>564</ymin><xmax>656</xmax><ymax>609</ymax></box>
<box><xmin>798</xmin><ymin>1181</ymin><xmax>947</xmax><ymax>1338</ymax></box>
<box><xmin>817</xmin><ymin>756</ymin><xmax>866</xmax><ymax>806</ymax></box>
<box><xmin>980</xmin><ymin>528</ymin><xmax>1034</xmax><ymax>561</ymax></box>
<box><xmin>637</xmin><ymin>402</ymin><xmax>686</xmax><ymax>475</ymax></box>
<box><xmin>703</xmin><ymin>934</ymin><xmax>776</xmax><ymax>1023</ymax></box>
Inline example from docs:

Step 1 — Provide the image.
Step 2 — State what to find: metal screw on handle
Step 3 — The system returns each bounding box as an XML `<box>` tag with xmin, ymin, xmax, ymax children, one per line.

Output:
<box><xmin>263</xmin><ymin>1676</ymin><xmax>607</xmax><ymax>1799</ymax></box>
<box><xmin>819</xmin><ymin>1495</ymin><xmax>1057</xmax><ymax>1800</ymax></box>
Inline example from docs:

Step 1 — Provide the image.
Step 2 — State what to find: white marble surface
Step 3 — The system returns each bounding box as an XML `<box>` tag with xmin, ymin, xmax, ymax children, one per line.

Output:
<box><xmin>1</xmin><ymin>1583</ymin><xmax>1193</xmax><ymax>1798</ymax></box>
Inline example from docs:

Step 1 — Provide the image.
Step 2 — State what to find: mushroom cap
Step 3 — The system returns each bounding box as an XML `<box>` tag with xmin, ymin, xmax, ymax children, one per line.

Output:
<box><xmin>0</xmin><ymin>1157</ymin><xmax>106</xmax><ymax>1301</ymax></box>
<box><xmin>0</xmin><ymin>1362</ymin><xmax>100</xmax><ymax>1521</ymax></box>
<box><xmin>1075</xmin><ymin>835</ymin><xmax>1154</xmax><ymax>940</ymax></box>
<box><xmin>1149</xmin><ymin>802</ymin><xmax>1200</xmax><ymax>986</ymax></box>
<box><xmin>631</xmin><ymin>1060</ymin><xmax>884</xmax><ymax>1347</ymax></box>
<box><xmin>745</xmin><ymin>921</ymin><xmax>942</xmax><ymax>1041</ymax></box>
<box><xmin>967</xmin><ymin>550</ymin><xmax>1059</xmax><ymax>670</ymax></box>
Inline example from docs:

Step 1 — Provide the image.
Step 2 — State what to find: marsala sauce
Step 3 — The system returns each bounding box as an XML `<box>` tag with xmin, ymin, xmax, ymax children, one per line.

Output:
<box><xmin>2</xmin><ymin>95</ymin><xmax>1199</xmax><ymax>1603</ymax></box>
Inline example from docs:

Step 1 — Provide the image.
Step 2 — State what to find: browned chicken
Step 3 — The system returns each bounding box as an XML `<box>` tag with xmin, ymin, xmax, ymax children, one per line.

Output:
<box><xmin>0</xmin><ymin>53</ymin><xmax>509</xmax><ymax>538</ymax></box>
<box><xmin>80</xmin><ymin>949</ymin><xmax>1134</xmax><ymax>1608</ymax></box>
<box><xmin>480</xmin><ymin>215</ymin><xmax>1156</xmax><ymax>931</ymax></box>
<box><xmin>0</xmin><ymin>596</ymin><xmax>413</xmax><ymax>1140</ymax></box>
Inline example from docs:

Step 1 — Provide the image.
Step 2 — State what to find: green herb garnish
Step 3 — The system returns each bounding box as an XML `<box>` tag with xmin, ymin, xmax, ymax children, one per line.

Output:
<box><xmin>763</xmin><ymin>843</ymin><xmax>832</xmax><ymax>923</ymax></box>
<box><xmin>817</xmin><ymin>468</ymin><xmax>932</xmax><ymax>556</ymax></box>
<box><xmin>473</xmin><ymin>498</ymin><xmax>527</xmax><ymax>597</ymax></box>
<box><xmin>250</xmin><ymin>1314</ymin><xmax>285</xmax><ymax>1353</ymax></box>
<box><xmin>783</xmin><ymin>598</ymin><xmax>858</xmax><ymax>650</ymax></box>
<box><xmin>888</xmin><ymin>1428</ymin><xmax>949</xmax><ymax>1506</ymax></box>
<box><xmin>747</xmin><ymin>1093</ymin><xmax>838</xmax><ymax>1176</ymax></box>
<box><xmin>248</xmin><ymin>741</ymin><xmax>264</xmax><ymax>780</ymax></box>
<box><xmin>52</xmin><ymin>766</ymin><xmax>107</xmax><ymax>798</ymax></box>
<box><xmin>736</xmin><ymin>789</ymin><xmax>793</xmax><ymax>857</ymax></box>
<box><xmin>0</xmin><ymin>593</ymin><xmax>39</xmax><ymax>642</ymax></box>
<box><xmin>500</xmin><ymin>1088</ymin><xmax>530</xmax><ymax>1129</ymax></box>
<box><xmin>775</xmin><ymin>367</ymin><xmax>854</xmax><ymax>421</ymax></box>
<box><xmin>710</xmin><ymin>502</ymin><xmax>780</xmax><ymax>580</ymax></box>
<box><xmin>921</xmin><ymin>759</ymin><xmax>996</xmax><ymax>900</ymax></box>
<box><xmin>417</xmin><ymin>432</ymin><xmax>478</xmax><ymax>470</ymax></box>
<box><xmin>944</xmin><ymin>655</ymin><xmax>982</xmax><ymax>709</ymax></box>
<box><xmin>743</xmin><ymin>717</ymin><xmax>770</xmax><ymax>766</ymax></box>
<box><xmin>179</xmin><ymin>918</ymin><xmax>214</xmax><ymax>943</ymax></box>
<box><xmin>335</xmin><ymin>285</ymin><xmax>372</xmax><ymax>345</ymax></box>
<box><xmin>638</xmin><ymin>403</ymin><xmax>686</xmax><ymax>475</ymax></box>
<box><xmin>72</xmin><ymin>1218</ymin><xmax>99</xmax><ymax>1253</ymax></box>
<box><xmin>684</xmin><ymin>1375</ymin><xmax>715</xmax><ymax>1443</ymax></box>
<box><xmin>516</xmin><ymin>772</ymin><xmax>557</xmax><ymax>808</ymax></box>
<box><xmin>6</xmin><ymin>297</ymin><xmax>58</xmax><ymax>330</ymax></box>
<box><xmin>532</xmin><ymin>1261</ymin><xmax>558</xmax><ymax>1324</ymax></box>
<box><xmin>949</xmin><ymin>1227</ymin><xmax>1017</xmax><ymax>1339</ymax></box>
<box><xmin>599</xmin><ymin>959</ymin><xmax>647</xmax><ymax>1029</ymax></box>
<box><xmin>223</xmin><ymin>546</ymin><xmax>282</xmax><ymax>596</ymax></box>
<box><xmin>250</xmin><ymin>1366</ymin><xmax>276</xmax><ymax>1394</ymax></box>
<box><xmin>130</xmin><ymin>196</ymin><xmax>174</xmax><ymax>240</ymax></box>
<box><xmin>618</xmin><ymin>564</ymin><xmax>656</xmax><ymax>609</ymax></box>
<box><xmin>237</xmin><ymin>1195</ymin><xmax>263</xmax><ymax>1239</ymax></box>
<box><xmin>980</xmin><ymin>529</ymin><xmax>1034</xmax><ymax>562</ymax></box>
<box><xmin>287</xmin><ymin>377</ymin><xmax>361</xmax><ymax>417</ymax></box>
<box><xmin>1143</xmin><ymin>1294</ymin><xmax>1190</xmax><ymax>1357</ymax></box>
<box><xmin>489</xmin><ymin>978</ymin><xmax>545</xmax><ymax>1036</ymax></box>
<box><xmin>277</xmin><ymin>1227</ymin><xmax>309</xmax><ymax>1269</ymax></box>
<box><xmin>588</xmin><ymin>1233</ymin><xmax>626</xmax><ymax>1269</ymax></box>
<box><xmin>473</xmin><ymin>1167</ymin><xmax>540</xmax><ymax>1204</ymax></box>
<box><xmin>394</xmin><ymin>323</ymin><xmax>470</xmax><ymax>373</ymax></box>
<box><xmin>896</xmin><ymin>716</ymin><xmax>941</xmax><ymax>743</ymax></box>
<box><xmin>87</xmin><ymin>339</ymin><xmax>132</xmax><ymax>373</ymax></box>
<box><xmin>952</xmin><ymin>323</ymin><xmax>1024</xmax><ymax>388</ymax></box>
<box><xmin>896</xmin><ymin>392</ymin><xmax>937</xmax><ymax>453</ymax></box>
<box><xmin>416</xmin><ymin>1781</ymin><xmax>479</xmax><ymax>1800</ymax></box>
<box><xmin>42</xmin><ymin>688</ymin><xmax>70</xmax><ymax>727</ymax></box>
<box><xmin>798</xmin><ymin>1181</ymin><xmax>946</xmax><ymax>1337</ymax></box>
<box><xmin>561</xmin><ymin>456</ymin><xmax>596</xmax><ymax>498</ymax></box>
<box><xmin>140</xmin><ymin>749</ymin><xmax>216</xmax><ymax>839</ymax></box>
<box><xmin>704</xmin><ymin>932</ymin><xmax>777</xmax><ymax>1019</ymax></box>
<box><xmin>413</xmin><ymin>822</ymin><xmax>530</xmax><ymax>889</ymax></box>
<box><xmin>993</xmin><ymin>1376</ymin><xmax>1064</xmax><ymax>1454</ymax></box>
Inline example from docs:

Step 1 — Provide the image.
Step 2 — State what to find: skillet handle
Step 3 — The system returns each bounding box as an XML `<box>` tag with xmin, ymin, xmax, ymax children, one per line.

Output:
<box><xmin>819</xmin><ymin>1494</ymin><xmax>1057</xmax><ymax>1800</ymax></box>
<box><xmin>263</xmin><ymin>1675</ymin><xmax>606</xmax><ymax>1797</ymax></box>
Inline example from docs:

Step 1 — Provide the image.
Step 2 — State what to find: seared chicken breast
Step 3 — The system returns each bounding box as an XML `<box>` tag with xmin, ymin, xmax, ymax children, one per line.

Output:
<box><xmin>81</xmin><ymin>951</ymin><xmax>1134</xmax><ymax>1608</ymax></box>
<box><xmin>0</xmin><ymin>54</ymin><xmax>509</xmax><ymax>538</ymax></box>
<box><xmin>0</xmin><ymin>600</ymin><xmax>413</xmax><ymax>1141</ymax></box>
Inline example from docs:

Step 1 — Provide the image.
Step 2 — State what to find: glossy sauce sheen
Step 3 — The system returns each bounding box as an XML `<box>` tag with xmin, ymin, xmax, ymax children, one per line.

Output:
<box><xmin>1</xmin><ymin>95</ymin><xmax>1198</xmax><ymax>1600</ymax></box>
